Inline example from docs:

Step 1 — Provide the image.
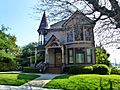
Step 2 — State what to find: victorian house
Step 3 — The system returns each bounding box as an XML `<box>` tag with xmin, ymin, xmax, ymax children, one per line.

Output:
<box><xmin>36</xmin><ymin>10</ymin><xmax>96</xmax><ymax>73</ymax></box>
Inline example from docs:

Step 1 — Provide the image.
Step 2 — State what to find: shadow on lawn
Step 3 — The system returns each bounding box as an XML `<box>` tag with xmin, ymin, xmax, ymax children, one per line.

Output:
<box><xmin>99</xmin><ymin>78</ymin><xmax>113</xmax><ymax>90</ymax></box>
<box><xmin>54</xmin><ymin>74</ymin><xmax>75</xmax><ymax>79</ymax></box>
<box><xmin>17</xmin><ymin>74</ymin><xmax>38</xmax><ymax>81</ymax></box>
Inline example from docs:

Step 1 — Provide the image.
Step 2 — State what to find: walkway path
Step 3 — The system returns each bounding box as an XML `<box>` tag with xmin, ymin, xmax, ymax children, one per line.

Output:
<box><xmin>0</xmin><ymin>72</ymin><xmax>62</xmax><ymax>90</ymax></box>
<box><xmin>24</xmin><ymin>74</ymin><xmax>60</xmax><ymax>87</ymax></box>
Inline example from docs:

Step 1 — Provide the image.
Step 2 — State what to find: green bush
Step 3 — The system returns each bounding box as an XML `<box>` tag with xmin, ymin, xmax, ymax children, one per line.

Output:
<box><xmin>23</xmin><ymin>67</ymin><xmax>40</xmax><ymax>73</ymax></box>
<box><xmin>68</xmin><ymin>66</ymin><xmax>80</xmax><ymax>74</ymax></box>
<box><xmin>92</xmin><ymin>64</ymin><xmax>110</xmax><ymax>75</ymax></box>
<box><xmin>111</xmin><ymin>67</ymin><xmax>120</xmax><ymax>75</ymax></box>
<box><xmin>63</xmin><ymin>67</ymin><xmax>70</xmax><ymax>73</ymax></box>
<box><xmin>82</xmin><ymin>66</ymin><xmax>93</xmax><ymax>74</ymax></box>
<box><xmin>0</xmin><ymin>62</ymin><xmax>17</xmax><ymax>71</ymax></box>
<box><xmin>68</xmin><ymin>66</ymin><xmax>93</xmax><ymax>74</ymax></box>
<box><xmin>111</xmin><ymin>67</ymin><xmax>118</xmax><ymax>74</ymax></box>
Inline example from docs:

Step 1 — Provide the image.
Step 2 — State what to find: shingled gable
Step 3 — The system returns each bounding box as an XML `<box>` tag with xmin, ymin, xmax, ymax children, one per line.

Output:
<box><xmin>45</xmin><ymin>35</ymin><xmax>62</xmax><ymax>48</ymax></box>
<box><xmin>62</xmin><ymin>10</ymin><xmax>94</xmax><ymax>27</ymax></box>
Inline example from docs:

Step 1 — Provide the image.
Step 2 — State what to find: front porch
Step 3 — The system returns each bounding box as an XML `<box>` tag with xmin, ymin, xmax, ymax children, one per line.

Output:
<box><xmin>44</xmin><ymin>47</ymin><xmax>65</xmax><ymax>73</ymax></box>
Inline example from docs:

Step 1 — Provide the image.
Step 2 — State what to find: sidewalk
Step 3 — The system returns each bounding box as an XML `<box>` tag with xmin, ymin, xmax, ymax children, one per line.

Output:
<box><xmin>0</xmin><ymin>72</ymin><xmax>61</xmax><ymax>90</ymax></box>
<box><xmin>0</xmin><ymin>85</ymin><xmax>60</xmax><ymax>90</ymax></box>
<box><xmin>24</xmin><ymin>74</ymin><xmax>61</xmax><ymax>87</ymax></box>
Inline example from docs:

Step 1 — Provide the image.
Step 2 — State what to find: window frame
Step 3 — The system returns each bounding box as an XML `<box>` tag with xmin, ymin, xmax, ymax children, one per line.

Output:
<box><xmin>68</xmin><ymin>48</ymin><xmax>74</xmax><ymax>64</ymax></box>
<box><xmin>75</xmin><ymin>48</ymin><xmax>85</xmax><ymax>64</ymax></box>
<box><xmin>86</xmin><ymin>48</ymin><xmax>92</xmax><ymax>64</ymax></box>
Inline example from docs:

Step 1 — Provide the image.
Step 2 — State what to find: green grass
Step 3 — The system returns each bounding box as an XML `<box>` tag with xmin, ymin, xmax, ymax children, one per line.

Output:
<box><xmin>44</xmin><ymin>74</ymin><xmax>120</xmax><ymax>90</ymax></box>
<box><xmin>0</xmin><ymin>73</ymin><xmax>39</xmax><ymax>86</ymax></box>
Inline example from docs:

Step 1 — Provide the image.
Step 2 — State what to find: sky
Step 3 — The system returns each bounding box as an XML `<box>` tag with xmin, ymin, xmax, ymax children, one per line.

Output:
<box><xmin>0</xmin><ymin>0</ymin><xmax>40</xmax><ymax>46</ymax></box>
<box><xmin>0</xmin><ymin>0</ymin><xmax>120</xmax><ymax>64</ymax></box>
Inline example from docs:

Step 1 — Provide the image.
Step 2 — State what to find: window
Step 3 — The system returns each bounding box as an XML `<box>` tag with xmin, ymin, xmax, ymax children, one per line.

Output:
<box><xmin>67</xmin><ymin>31</ymin><xmax>73</xmax><ymax>42</ymax></box>
<box><xmin>74</xmin><ymin>25</ymin><xmax>84</xmax><ymax>41</ymax></box>
<box><xmin>68</xmin><ymin>49</ymin><xmax>74</xmax><ymax>64</ymax></box>
<box><xmin>86</xmin><ymin>49</ymin><xmax>92</xmax><ymax>63</ymax></box>
<box><xmin>75</xmin><ymin>48</ymin><xmax>85</xmax><ymax>63</ymax></box>
<box><xmin>84</xmin><ymin>26</ymin><xmax>92</xmax><ymax>41</ymax></box>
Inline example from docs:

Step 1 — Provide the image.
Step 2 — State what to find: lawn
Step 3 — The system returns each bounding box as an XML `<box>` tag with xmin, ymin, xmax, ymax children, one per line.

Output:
<box><xmin>44</xmin><ymin>74</ymin><xmax>120</xmax><ymax>90</ymax></box>
<box><xmin>0</xmin><ymin>73</ymin><xmax>39</xmax><ymax>86</ymax></box>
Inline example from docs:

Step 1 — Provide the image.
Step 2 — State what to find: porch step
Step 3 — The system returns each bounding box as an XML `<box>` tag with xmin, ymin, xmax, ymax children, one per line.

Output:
<box><xmin>45</xmin><ymin>67</ymin><xmax>62</xmax><ymax>74</ymax></box>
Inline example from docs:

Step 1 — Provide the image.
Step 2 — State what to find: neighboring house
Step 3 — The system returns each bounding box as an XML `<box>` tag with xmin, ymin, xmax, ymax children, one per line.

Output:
<box><xmin>36</xmin><ymin>10</ymin><xmax>96</xmax><ymax>73</ymax></box>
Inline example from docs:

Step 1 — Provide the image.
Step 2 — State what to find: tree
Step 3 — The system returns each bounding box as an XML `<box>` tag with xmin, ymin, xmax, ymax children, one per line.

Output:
<box><xmin>0</xmin><ymin>25</ymin><xmax>19</xmax><ymax>63</ymax></box>
<box><xmin>19</xmin><ymin>42</ymin><xmax>45</xmax><ymax>66</ymax></box>
<box><xmin>34</xmin><ymin>0</ymin><xmax>120</xmax><ymax>47</ymax></box>
<box><xmin>96</xmin><ymin>46</ymin><xmax>111</xmax><ymax>66</ymax></box>
<box><xmin>0</xmin><ymin>25</ymin><xmax>19</xmax><ymax>71</ymax></box>
<box><xmin>19</xmin><ymin>42</ymin><xmax>38</xmax><ymax>66</ymax></box>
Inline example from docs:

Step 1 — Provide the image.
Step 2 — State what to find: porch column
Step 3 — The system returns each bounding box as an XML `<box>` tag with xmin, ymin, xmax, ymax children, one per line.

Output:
<box><xmin>35</xmin><ymin>48</ymin><xmax>37</xmax><ymax>64</ymax></box>
<box><xmin>45</xmin><ymin>48</ymin><xmax>49</xmax><ymax>63</ymax></box>
<box><xmin>61</xmin><ymin>46</ymin><xmax>64</xmax><ymax>64</ymax></box>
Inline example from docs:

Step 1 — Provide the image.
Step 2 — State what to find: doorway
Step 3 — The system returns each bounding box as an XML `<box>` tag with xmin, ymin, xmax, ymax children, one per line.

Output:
<box><xmin>55</xmin><ymin>48</ymin><xmax>62</xmax><ymax>66</ymax></box>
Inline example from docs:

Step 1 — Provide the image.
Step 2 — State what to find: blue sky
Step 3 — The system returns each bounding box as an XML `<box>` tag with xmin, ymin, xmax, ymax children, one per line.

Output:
<box><xmin>0</xmin><ymin>0</ymin><xmax>40</xmax><ymax>46</ymax></box>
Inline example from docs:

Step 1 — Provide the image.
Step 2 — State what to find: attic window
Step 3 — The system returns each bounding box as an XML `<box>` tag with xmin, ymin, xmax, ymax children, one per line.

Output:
<box><xmin>74</xmin><ymin>25</ymin><xmax>84</xmax><ymax>41</ymax></box>
<box><xmin>67</xmin><ymin>31</ymin><xmax>73</xmax><ymax>42</ymax></box>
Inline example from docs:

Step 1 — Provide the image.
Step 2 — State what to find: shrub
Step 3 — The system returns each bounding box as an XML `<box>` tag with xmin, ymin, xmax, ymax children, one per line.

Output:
<box><xmin>68</xmin><ymin>66</ymin><xmax>80</xmax><ymax>74</ymax></box>
<box><xmin>111</xmin><ymin>67</ymin><xmax>120</xmax><ymax>75</ymax></box>
<box><xmin>82</xmin><ymin>66</ymin><xmax>93</xmax><ymax>74</ymax></box>
<box><xmin>0</xmin><ymin>62</ymin><xmax>17</xmax><ymax>71</ymax></box>
<box><xmin>92</xmin><ymin>64</ymin><xmax>110</xmax><ymax>75</ymax></box>
<box><xmin>23</xmin><ymin>67</ymin><xmax>40</xmax><ymax>73</ymax></box>
<box><xmin>111</xmin><ymin>67</ymin><xmax>118</xmax><ymax>74</ymax></box>
<box><xmin>63</xmin><ymin>66</ymin><xmax>70</xmax><ymax>73</ymax></box>
<box><xmin>68</xmin><ymin>66</ymin><xmax>93</xmax><ymax>74</ymax></box>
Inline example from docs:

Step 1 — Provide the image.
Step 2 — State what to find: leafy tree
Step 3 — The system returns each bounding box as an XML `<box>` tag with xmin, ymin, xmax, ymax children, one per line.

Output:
<box><xmin>19</xmin><ymin>42</ymin><xmax>37</xmax><ymax>66</ymax></box>
<box><xmin>0</xmin><ymin>25</ymin><xmax>19</xmax><ymax>71</ymax></box>
<box><xmin>34</xmin><ymin>0</ymin><xmax>120</xmax><ymax>47</ymax></box>
<box><xmin>19</xmin><ymin>42</ymin><xmax>45</xmax><ymax>66</ymax></box>
<box><xmin>96</xmin><ymin>47</ymin><xmax>111</xmax><ymax>66</ymax></box>
<box><xmin>0</xmin><ymin>25</ymin><xmax>19</xmax><ymax>63</ymax></box>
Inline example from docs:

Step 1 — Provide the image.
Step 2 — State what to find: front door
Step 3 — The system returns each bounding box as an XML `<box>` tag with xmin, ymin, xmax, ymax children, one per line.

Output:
<box><xmin>55</xmin><ymin>49</ymin><xmax>61</xmax><ymax>66</ymax></box>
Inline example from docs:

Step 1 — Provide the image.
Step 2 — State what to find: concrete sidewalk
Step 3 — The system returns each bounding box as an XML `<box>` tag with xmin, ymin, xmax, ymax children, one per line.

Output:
<box><xmin>0</xmin><ymin>85</ymin><xmax>61</xmax><ymax>90</ymax></box>
<box><xmin>24</xmin><ymin>74</ymin><xmax>61</xmax><ymax>87</ymax></box>
<box><xmin>0</xmin><ymin>73</ymin><xmax>61</xmax><ymax>90</ymax></box>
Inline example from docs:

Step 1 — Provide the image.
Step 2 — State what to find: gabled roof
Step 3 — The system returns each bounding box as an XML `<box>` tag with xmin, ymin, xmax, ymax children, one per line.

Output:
<box><xmin>50</xmin><ymin>20</ymin><xmax>66</xmax><ymax>29</ymax></box>
<box><xmin>62</xmin><ymin>10</ymin><xmax>94</xmax><ymax>26</ymax></box>
<box><xmin>37</xmin><ymin>11</ymin><xmax>48</xmax><ymax>33</ymax></box>
<box><xmin>45</xmin><ymin>35</ymin><xmax>62</xmax><ymax>48</ymax></box>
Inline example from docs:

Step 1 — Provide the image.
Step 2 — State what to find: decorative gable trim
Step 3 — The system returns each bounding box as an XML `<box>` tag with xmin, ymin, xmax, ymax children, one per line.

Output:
<box><xmin>62</xmin><ymin>10</ymin><xmax>94</xmax><ymax>27</ymax></box>
<box><xmin>45</xmin><ymin>35</ymin><xmax>62</xmax><ymax>48</ymax></box>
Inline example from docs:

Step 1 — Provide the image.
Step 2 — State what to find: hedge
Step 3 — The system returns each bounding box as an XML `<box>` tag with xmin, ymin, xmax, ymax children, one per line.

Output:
<box><xmin>63</xmin><ymin>64</ymin><xmax>110</xmax><ymax>75</ymax></box>
<box><xmin>111</xmin><ymin>67</ymin><xmax>120</xmax><ymax>75</ymax></box>
<box><xmin>68</xmin><ymin>65</ymin><xmax>93</xmax><ymax>74</ymax></box>
<box><xmin>0</xmin><ymin>62</ymin><xmax>17</xmax><ymax>71</ymax></box>
<box><xmin>23</xmin><ymin>67</ymin><xmax>40</xmax><ymax>73</ymax></box>
<box><xmin>92</xmin><ymin>64</ymin><xmax>110</xmax><ymax>75</ymax></box>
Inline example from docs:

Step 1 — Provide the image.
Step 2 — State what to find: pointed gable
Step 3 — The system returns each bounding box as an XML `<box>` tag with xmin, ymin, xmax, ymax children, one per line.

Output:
<box><xmin>37</xmin><ymin>11</ymin><xmax>48</xmax><ymax>33</ymax></box>
<box><xmin>45</xmin><ymin>35</ymin><xmax>62</xmax><ymax>48</ymax></box>
<box><xmin>62</xmin><ymin>10</ymin><xmax>94</xmax><ymax>27</ymax></box>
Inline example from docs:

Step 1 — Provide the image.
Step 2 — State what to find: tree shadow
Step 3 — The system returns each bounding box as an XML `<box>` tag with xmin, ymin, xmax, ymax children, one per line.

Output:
<box><xmin>53</xmin><ymin>74</ymin><xmax>74</xmax><ymax>79</ymax></box>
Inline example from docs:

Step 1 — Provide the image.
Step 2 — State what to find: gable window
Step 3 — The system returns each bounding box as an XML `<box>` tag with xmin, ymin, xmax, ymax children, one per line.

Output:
<box><xmin>67</xmin><ymin>31</ymin><xmax>73</xmax><ymax>42</ymax></box>
<box><xmin>75</xmin><ymin>48</ymin><xmax>85</xmax><ymax>63</ymax></box>
<box><xmin>74</xmin><ymin>25</ymin><xmax>84</xmax><ymax>41</ymax></box>
<box><xmin>84</xmin><ymin>26</ymin><xmax>92</xmax><ymax>41</ymax></box>
<box><xmin>68</xmin><ymin>49</ymin><xmax>74</xmax><ymax>64</ymax></box>
<box><xmin>86</xmin><ymin>48</ymin><xmax>92</xmax><ymax>63</ymax></box>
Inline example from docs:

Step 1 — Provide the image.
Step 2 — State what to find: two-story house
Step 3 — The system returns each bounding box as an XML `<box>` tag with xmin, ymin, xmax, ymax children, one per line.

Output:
<box><xmin>36</xmin><ymin>10</ymin><xmax>96</xmax><ymax>73</ymax></box>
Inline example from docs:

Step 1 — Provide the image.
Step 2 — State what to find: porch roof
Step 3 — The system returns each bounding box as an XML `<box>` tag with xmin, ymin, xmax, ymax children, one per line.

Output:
<box><xmin>45</xmin><ymin>35</ymin><xmax>63</xmax><ymax>48</ymax></box>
